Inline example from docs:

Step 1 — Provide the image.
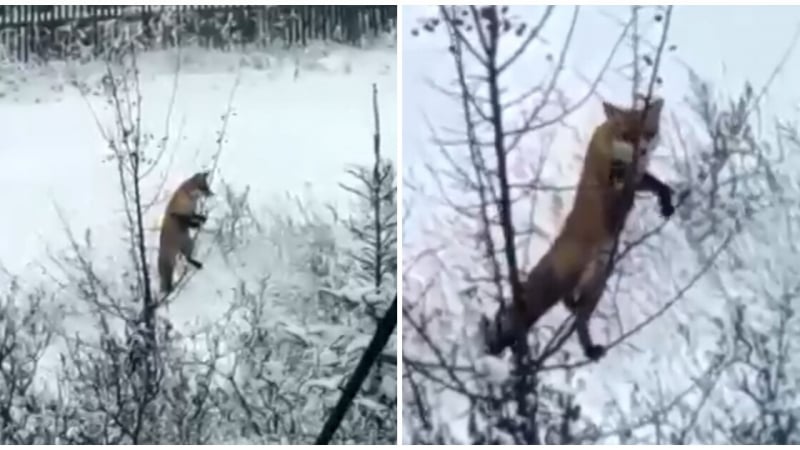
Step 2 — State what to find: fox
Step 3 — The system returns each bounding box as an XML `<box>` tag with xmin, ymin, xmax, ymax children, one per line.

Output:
<box><xmin>482</xmin><ymin>97</ymin><xmax>676</xmax><ymax>361</ymax></box>
<box><xmin>157</xmin><ymin>171</ymin><xmax>214</xmax><ymax>294</ymax></box>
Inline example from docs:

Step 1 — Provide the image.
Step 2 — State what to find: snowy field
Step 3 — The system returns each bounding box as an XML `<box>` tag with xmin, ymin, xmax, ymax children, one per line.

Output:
<box><xmin>402</xmin><ymin>5</ymin><xmax>800</xmax><ymax>444</ymax></box>
<box><xmin>0</xmin><ymin>33</ymin><xmax>397</xmax><ymax>444</ymax></box>
<box><xmin>0</xmin><ymin>40</ymin><xmax>395</xmax><ymax>276</ymax></box>
<box><xmin>0</xmin><ymin>39</ymin><xmax>394</xmax><ymax>318</ymax></box>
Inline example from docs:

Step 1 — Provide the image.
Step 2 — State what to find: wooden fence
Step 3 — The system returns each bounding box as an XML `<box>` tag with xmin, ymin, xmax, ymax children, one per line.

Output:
<box><xmin>0</xmin><ymin>5</ymin><xmax>396</xmax><ymax>63</ymax></box>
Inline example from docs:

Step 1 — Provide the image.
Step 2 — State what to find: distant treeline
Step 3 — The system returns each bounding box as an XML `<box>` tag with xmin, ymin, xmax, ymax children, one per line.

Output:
<box><xmin>0</xmin><ymin>5</ymin><xmax>396</xmax><ymax>62</ymax></box>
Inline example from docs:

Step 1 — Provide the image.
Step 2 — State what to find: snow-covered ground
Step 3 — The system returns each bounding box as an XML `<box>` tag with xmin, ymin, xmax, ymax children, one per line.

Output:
<box><xmin>0</xmin><ymin>40</ymin><xmax>395</xmax><ymax>273</ymax></box>
<box><xmin>0</xmin><ymin>38</ymin><xmax>396</xmax><ymax>384</ymax></box>
<box><xmin>402</xmin><ymin>5</ymin><xmax>800</xmax><ymax>444</ymax></box>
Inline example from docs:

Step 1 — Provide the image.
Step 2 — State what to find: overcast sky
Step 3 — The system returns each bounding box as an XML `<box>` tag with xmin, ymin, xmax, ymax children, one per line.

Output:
<box><xmin>402</xmin><ymin>6</ymin><xmax>800</xmax><ymax>244</ymax></box>
<box><xmin>401</xmin><ymin>7</ymin><xmax>800</xmax><ymax>440</ymax></box>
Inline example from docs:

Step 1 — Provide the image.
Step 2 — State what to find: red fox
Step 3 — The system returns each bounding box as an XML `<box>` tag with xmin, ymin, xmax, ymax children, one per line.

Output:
<box><xmin>482</xmin><ymin>98</ymin><xmax>675</xmax><ymax>361</ymax></box>
<box><xmin>157</xmin><ymin>171</ymin><xmax>213</xmax><ymax>294</ymax></box>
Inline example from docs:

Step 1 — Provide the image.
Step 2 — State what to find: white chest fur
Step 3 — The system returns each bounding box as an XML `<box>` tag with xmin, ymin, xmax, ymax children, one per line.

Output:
<box><xmin>611</xmin><ymin>139</ymin><xmax>635</xmax><ymax>163</ymax></box>
<box><xmin>611</xmin><ymin>137</ymin><xmax>655</xmax><ymax>174</ymax></box>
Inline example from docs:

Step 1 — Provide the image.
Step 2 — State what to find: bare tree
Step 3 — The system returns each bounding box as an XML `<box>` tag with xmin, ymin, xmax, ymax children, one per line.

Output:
<box><xmin>48</xmin><ymin>34</ymin><xmax>221</xmax><ymax>444</ymax></box>
<box><xmin>1</xmin><ymin>7</ymin><xmax>399</xmax><ymax>445</ymax></box>
<box><xmin>328</xmin><ymin>83</ymin><xmax>398</xmax><ymax>439</ymax></box>
<box><xmin>402</xmin><ymin>5</ymin><xmax>792</xmax><ymax>444</ymax></box>
<box><xmin>0</xmin><ymin>281</ymin><xmax>60</xmax><ymax>444</ymax></box>
<box><xmin>404</xmin><ymin>6</ymin><xmax>634</xmax><ymax>443</ymax></box>
<box><xmin>316</xmin><ymin>295</ymin><xmax>397</xmax><ymax>444</ymax></box>
<box><xmin>634</xmin><ymin>79</ymin><xmax>797</xmax><ymax>443</ymax></box>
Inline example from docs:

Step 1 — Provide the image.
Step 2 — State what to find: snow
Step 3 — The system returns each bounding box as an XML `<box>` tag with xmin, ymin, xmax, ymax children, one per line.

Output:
<box><xmin>0</xmin><ymin>36</ymin><xmax>396</xmax><ymax>425</ymax></box>
<box><xmin>0</xmin><ymin>41</ymin><xmax>395</xmax><ymax>277</ymax></box>
<box><xmin>402</xmin><ymin>5</ymin><xmax>800</xmax><ymax>444</ymax></box>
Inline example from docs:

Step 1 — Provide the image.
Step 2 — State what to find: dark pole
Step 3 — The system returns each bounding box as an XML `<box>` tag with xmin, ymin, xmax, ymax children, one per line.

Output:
<box><xmin>314</xmin><ymin>295</ymin><xmax>397</xmax><ymax>444</ymax></box>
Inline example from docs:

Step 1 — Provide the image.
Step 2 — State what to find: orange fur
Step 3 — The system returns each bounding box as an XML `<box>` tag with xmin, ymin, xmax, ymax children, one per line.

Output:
<box><xmin>158</xmin><ymin>171</ymin><xmax>213</xmax><ymax>294</ymax></box>
<box><xmin>483</xmin><ymin>98</ymin><xmax>672</xmax><ymax>360</ymax></box>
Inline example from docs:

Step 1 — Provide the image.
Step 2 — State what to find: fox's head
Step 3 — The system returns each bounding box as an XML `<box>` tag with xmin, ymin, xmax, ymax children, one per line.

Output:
<box><xmin>602</xmin><ymin>97</ymin><xmax>664</xmax><ymax>169</ymax></box>
<box><xmin>188</xmin><ymin>171</ymin><xmax>214</xmax><ymax>196</ymax></box>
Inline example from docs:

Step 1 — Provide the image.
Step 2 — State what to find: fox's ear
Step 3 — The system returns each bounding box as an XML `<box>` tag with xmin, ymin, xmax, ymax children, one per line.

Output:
<box><xmin>201</xmin><ymin>171</ymin><xmax>214</xmax><ymax>195</ymax></box>
<box><xmin>602</xmin><ymin>101</ymin><xmax>624</xmax><ymax>120</ymax></box>
<box><xmin>191</xmin><ymin>171</ymin><xmax>213</xmax><ymax>195</ymax></box>
<box><xmin>647</xmin><ymin>97</ymin><xmax>664</xmax><ymax>115</ymax></box>
<box><xmin>644</xmin><ymin>97</ymin><xmax>664</xmax><ymax>127</ymax></box>
<box><xmin>196</xmin><ymin>170</ymin><xmax>212</xmax><ymax>184</ymax></box>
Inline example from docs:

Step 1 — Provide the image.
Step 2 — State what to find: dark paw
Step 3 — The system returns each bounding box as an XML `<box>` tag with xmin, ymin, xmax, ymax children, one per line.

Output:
<box><xmin>584</xmin><ymin>344</ymin><xmax>606</xmax><ymax>361</ymax></box>
<box><xmin>187</xmin><ymin>215</ymin><xmax>207</xmax><ymax>228</ymax></box>
<box><xmin>660</xmin><ymin>201</ymin><xmax>675</xmax><ymax>218</ymax></box>
<box><xmin>609</xmin><ymin>160</ymin><xmax>626</xmax><ymax>185</ymax></box>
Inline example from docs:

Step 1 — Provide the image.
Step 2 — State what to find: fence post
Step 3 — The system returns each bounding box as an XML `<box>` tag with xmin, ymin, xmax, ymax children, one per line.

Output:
<box><xmin>0</xmin><ymin>5</ymin><xmax>395</xmax><ymax>63</ymax></box>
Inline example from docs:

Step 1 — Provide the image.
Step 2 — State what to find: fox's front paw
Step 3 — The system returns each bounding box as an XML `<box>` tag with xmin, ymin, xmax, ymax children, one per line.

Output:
<box><xmin>584</xmin><ymin>344</ymin><xmax>606</xmax><ymax>361</ymax></box>
<box><xmin>660</xmin><ymin>186</ymin><xmax>685</xmax><ymax>218</ymax></box>
<box><xmin>609</xmin><ymin>160</ymin><xmax>627</xmax><ymax>188</ymax></box>
<box><xmin>660</xmin><ymin>199</ymin><xmax>675</xmax><ymax>218</ymax></box>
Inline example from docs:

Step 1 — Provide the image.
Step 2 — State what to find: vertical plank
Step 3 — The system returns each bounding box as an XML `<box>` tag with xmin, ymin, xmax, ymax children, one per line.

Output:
<box><xmin>256</xmin><ymin>6</ymin><xmax>264</xmax><ymax>48</ymax></box>
<box><xmin>0</xmin><ymin>5</ymin><xmax>391</xmax><ymax>64</ymax></box>
<box><xmin>303</xmin><ymin>5</ymin><xmax>309</xmax><ymax>46</ymax></box>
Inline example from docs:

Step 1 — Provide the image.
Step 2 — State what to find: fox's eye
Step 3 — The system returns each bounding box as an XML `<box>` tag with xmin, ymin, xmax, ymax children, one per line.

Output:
<box><xmin>643</xmin><ymin>131</ymin><xmax>656</xmax><ymax>141</ymax></box>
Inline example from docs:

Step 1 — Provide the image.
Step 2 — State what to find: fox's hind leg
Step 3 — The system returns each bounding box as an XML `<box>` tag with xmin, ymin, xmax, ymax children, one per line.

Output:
<box><xmin>564</xmin><ymin>245</ymin><xmax>614</xmax><ymax>361</ymax></box>
<box><xmin>564</xmin><ymin>291</ymin><xmax>606</xmax><ymax>361</ymax></box>
<box><xmin>483</xmin><ymin>250</ymin><xmax>583</xmax><ymax>356</ymax></box>
<box><xmin>569</xmin><ymin>287</ymin><xmax>606</xmax><ymax>361</ymax></box>
<box><xmin>179</xmin><ymin>235</ymin><xmax>203</xmax><ymax>269</ymax></box>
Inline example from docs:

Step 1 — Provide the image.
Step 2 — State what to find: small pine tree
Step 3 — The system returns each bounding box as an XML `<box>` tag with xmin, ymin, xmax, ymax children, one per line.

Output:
<box><xmin>333</xmin><ymin>83</ymin><xmax>397</xmax><ymax>441</ymax></box>
<box><xmin>340</xmin><ymin>84</ymin><xmax>397</xmax><ymax>316</ymax></box>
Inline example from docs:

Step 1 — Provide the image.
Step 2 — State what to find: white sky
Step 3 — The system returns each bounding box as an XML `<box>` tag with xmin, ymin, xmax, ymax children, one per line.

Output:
<box><xmin>403</xmin><ymin>6</ymin><xmax>800</xmax><ymax>218</ymax></box>
<box><xmin>401</xmin><ymin>6</ymin><xmax>800</xmax><ymax>440</ymax></box>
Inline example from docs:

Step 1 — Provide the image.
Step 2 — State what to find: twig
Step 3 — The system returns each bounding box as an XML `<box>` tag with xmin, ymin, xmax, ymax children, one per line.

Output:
<box><xmin>208</xmin><ymin>65</ymin><xmax>242</xmax><ymax>180</ymax></box>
